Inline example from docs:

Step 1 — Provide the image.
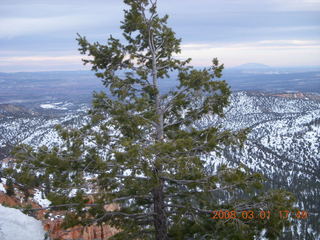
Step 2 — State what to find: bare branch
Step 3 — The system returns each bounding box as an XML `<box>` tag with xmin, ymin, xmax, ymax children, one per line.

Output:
<box><xmin>156</xmin><ymin>64</ymin><xmax>170</xmax><ymax>71</ymax></box>
<box><xmin>115</xmin><ymin>175</ymin><xmax>150</xmax><ymax>180</ymax></box>
<box><xmin>161</xmin><ymin>176</ymin><xmax>211</xmax><ymax>184</ymax></box>
<box><xmin>26</xmin><ymin>194</ymin><xmax>152</xmax><ymax>211</ymax></box>
<box><xmin>26</xmin><ymin>203</ymin><xmax>99</xmax><ymax>211</ymax></box>
<box><xmin>100</xmin><ymin>211</ymin><xmax>155</xmax><ymax>220</ymax></box>
<box><xmin>165</xmin><ymin>204</ymin><xmax>212</xmax><ymax>214</ymax></box>
<box><xmin>155</xmin><ymin>39</ymin><xmax>165</xmax><ymax>53</ymax></box>
<box><xmin>161</xmin><ymin>87</ymin><xmax>190</xmax><ymax>115</ymax></box>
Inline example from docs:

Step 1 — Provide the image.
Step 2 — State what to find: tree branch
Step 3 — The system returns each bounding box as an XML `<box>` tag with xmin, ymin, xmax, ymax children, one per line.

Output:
<box><xmin>165</xmin><ymin>203</ymin><xmax>212</xmax><ymax>214</ymax></box>
<box><xmin>161</xmin><ymin>176</ymin><xmax>211</xmax><ymax>184</ymax></box>
<box><xmin>26</xmin><ymin>195</ymin><xmax>152</xmax><ymax>211</ymax></box>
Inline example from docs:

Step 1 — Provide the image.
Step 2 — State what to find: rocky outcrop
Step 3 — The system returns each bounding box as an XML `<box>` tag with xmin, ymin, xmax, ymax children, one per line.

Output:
<box><xmin>0</xmin><ymin>104</ymin><xmax>37</xmax><ymax>117</ymax></box>
<box><xmin>43</xmin><ymin>220</ymin><xmax>119</xmax><ymax>240</ymax></box>
<box><xmin>0</xmin><ymin>190</ymin><xmax>40</xmax><ymax>209</ymax></box>
<box><xmin>271</xmin><ymin>92</ymin><xmax>320</xmax><ymax>100</ymax></box>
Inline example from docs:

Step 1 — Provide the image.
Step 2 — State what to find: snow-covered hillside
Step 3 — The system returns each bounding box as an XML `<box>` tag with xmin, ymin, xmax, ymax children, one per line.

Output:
<box><xmin>0</xmin><ymin>103</ymin><xmax>89</xmax><ymax>159</ymax></box>
<box><xmin>0</xmin><ymin>91</ymin><xmax>319</xmax><ymax>239</ymax></box>
<box><xmin>198</xmin><ymin>92</ymin><xmax>320</xmax><ymax>240</ymax></box>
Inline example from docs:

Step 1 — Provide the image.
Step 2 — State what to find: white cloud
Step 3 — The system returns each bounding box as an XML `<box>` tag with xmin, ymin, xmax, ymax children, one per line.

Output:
<box><xmin>179</xmin><ymin>40</ymin><xmax>320</xmax><ymax>67</ymax></box>
<box><xmin>258</xmin><ymin>40</ymin><xmax>317</xmax><ymax>45</ymax></box>
<box><xmin>181</xmin><ymin>39</ymin><xmax>320</xmax><ymax>50</ymax></box>
<box><xmin>159</xmin><ymin>0</ymin><xmax>320</xmax><ymax>13</ymax></box>
<box><xmin>0</xmin><ymin>0</ymin><xmax>319</xmax><ymax>70</ymax></box>
<box><xmin>0</xmin><ymin>54</ymin><xmax>84</xmax><ymax>71</ymax></box>
<box><xmin>0</xmin><ymin>55</ymin><xmax>81</xmax><ymax>62</ymax></box>
<box><xmin>1</xmin><ymin>39</ymin><xmax>319</xmax><ymax>71</ymax></box>
<box><xmin>0</xmin><ymin>0</ymin><xmax>123</xmax><ymax>39</ymax></box>
<box><xmin>257</xmin><ymin>0</ymin><xmax>320</xmax><ymax>11</ymax></box>
<box><xmin>0</xmin><ymin>15</ymin><xmax>105</xmax><ymax>38</ymax></box>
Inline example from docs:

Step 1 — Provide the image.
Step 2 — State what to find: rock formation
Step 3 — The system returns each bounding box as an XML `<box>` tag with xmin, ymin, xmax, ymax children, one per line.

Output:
<box><xmin>0</xmin><ymin>181</ymin><xmax>120</xmax><ymax>240</ymax></box>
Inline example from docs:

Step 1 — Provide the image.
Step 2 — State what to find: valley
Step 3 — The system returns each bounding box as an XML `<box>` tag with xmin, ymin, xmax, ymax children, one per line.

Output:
<box><xmin>0</xmin><ymin>69</ymin><xmax>319</xmax><ymax>239</ymax></box>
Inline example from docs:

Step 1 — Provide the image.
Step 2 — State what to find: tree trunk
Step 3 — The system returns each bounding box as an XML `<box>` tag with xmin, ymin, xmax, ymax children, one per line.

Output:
<box><xmin>148</xmin><ymin>18</ymin><xmax>167</xmax><ymax>239</ymax></box>
<box><xmin>152</xmin><ymin>178</ymin><xmax>168</xmax><ymax>240</ymax></box>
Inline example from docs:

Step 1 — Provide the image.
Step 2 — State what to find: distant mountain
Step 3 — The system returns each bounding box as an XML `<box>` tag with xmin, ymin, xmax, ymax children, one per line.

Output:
<box><xmin>1</xmin><ymin>69</ymin><xmax>320</xmax><ymax>107</ymax></box>
<box><xmin>0</xmin><ymin>71</ymin><xmax>103</xmax><ymax>105</ymax></box>
<box><xmin>0</xmin><ymin>104</ymin><xmax>37</xmax><ymax>117</ymax></box>
<box><xmin>231</xmin><ymin>63</ymin><xmax>271</xmax><ymax>69</ymax></box>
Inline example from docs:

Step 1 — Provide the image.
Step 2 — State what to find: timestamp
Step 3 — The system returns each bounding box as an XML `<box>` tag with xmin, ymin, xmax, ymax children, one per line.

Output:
<box><xmin>210</xmin><ymin>210</ymin><xmax>308</xmax><ymax>220</ymax></box>
<box><xmin>279</xmin><ymin>210</ymin><xmax>308</xmax><ymax>219</ymax></box>
<box><xmin>211</xmin><ymin>210</ymin><xmax>271</xmax><ymax>220</ymax></box>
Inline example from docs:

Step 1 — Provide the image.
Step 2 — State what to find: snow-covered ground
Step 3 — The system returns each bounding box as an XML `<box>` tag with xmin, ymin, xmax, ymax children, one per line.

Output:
<box><xmin>40</xmin><ymin>102</ymin><xmax>74</xmax><ymax>110</ymax></box>
<box><xmin>33</xmin><ymin>189</ymin><xmax>51</xmax><ymax>208</ymax></box>
<box><xmin>0</xmin><ymin>183</ymin><xmax>5</xmax><ymax>193</ymax></box>
<box><xmin>0</xmin><ymin>205</ymin><xmax>45</xmax><ymax>240</ymax></box>
<box><xmin>0</xmin><ymin>104</ymin><xmax>89</xmax><ymax>151</ymax></box>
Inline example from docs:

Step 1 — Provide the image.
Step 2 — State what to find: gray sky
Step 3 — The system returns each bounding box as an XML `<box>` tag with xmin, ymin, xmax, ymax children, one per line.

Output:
<box><xmin>0</xmin><ymin>0</ymin><xmax>319</xmax><ymax>72</ymax></box>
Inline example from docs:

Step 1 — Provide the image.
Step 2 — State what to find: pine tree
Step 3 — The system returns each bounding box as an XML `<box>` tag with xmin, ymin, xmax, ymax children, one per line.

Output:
<box><xmin>5</xmin><ymin>178</ymin><xmax>15</xmax><ymax>196</ymax></box>
<box><xmin>3</xmin><ymin>0</ymin><xmax>295</xmax><ymax>239</ymax></box>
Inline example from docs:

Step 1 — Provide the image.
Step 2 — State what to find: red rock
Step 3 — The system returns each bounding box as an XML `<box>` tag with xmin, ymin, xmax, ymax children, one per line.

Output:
<box><xmin>0</xmin><ymin>190</ymin><xmax>120</xmax><ymax>239</ymax></box>
<box><xmin>1</xmin><ymin>157</ymin><xmax>120</xmax><ymax>239</ymax></box>
<box><xmin>43</xmin><ymin>218</ymin><xmax>120</xmax><ymax>240</ymax></box>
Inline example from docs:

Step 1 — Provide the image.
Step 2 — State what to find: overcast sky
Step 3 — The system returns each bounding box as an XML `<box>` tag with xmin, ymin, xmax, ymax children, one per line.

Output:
<box><xmin>0</xmin><ymin>0</ymin><xmax>319</xmax><ymax>72</ymax></box>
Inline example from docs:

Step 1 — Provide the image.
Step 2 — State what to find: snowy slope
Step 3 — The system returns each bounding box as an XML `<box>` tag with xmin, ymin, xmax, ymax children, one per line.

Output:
<box><xmin>0</xmin><ymin>205</ymin><xmax>45</xmax><ymax>240</ymax></box>
<box><xmin>0</xmin><ymin>103</ymin><xmax>89</xmax><ymax>159</ymax></box>
<box><xmin>0</xmin><ymin>92</ymin><xmax>319</xmax><ymax>239</ymax></box>
<box><xmin>197</xmin><ymin>92</ymin><xmax>320</xmax><ymax>239</ymax></box>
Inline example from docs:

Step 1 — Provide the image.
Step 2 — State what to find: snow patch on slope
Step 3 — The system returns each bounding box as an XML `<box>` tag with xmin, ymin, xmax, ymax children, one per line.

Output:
<box><xmin>0</xmin><ymin>183</ymin><xmax>5</xmax><ymax>193</ymax></box>
<box><xmin>34</xmin><ymin>190</ymin><xmax>51</xmax><ymax>208</ymax></box>
<box><xmin>0</xmin><ymin>205</ymin><xmax>45</xmax><ymax>240</ymax></box>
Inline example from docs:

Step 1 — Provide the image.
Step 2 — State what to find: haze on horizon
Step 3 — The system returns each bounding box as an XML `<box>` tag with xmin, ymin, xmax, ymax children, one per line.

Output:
<box><xmin>0</xmin><ymin>0</ymin><xmax>320</xmax><ymax>72</ymax></box>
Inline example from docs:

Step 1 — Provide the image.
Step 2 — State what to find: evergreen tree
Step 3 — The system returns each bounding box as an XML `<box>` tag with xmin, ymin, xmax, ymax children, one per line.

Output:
<box><xmin>5</xmin><ymin>178</ymin><xmax>15</xmax><ymax>196</ymax></box>
<box><xmin>3</xmin><ymin>0</ymin><xmax>295</xmax><ymax>239</ymax></box>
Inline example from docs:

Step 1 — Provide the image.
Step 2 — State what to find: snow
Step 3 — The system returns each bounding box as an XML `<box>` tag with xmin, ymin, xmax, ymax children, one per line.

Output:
<box><xmin>0</xmin><ymin>178</ymin><xmax>6</xmax><ymax>185</ymax></box>
<box><xmin>40</xmin><ymin>102</ymin><xmax>68</xmax><ymax>110</ymax></box>
<box><xmin>68</xmin><ymin>189</ymin><xmax>78</xmax><ymax>198</ymax></box>
<box><xmin>0</xmin><ymin>178</ymin><xmax>6</xmax><ymax>193</ymax></box>
<box><xmin>40</xmin><ymin>104</ymin><xmax>56</xmax><ymax>109</ymax></box>
<box><xmin>39</xmin><ymin>102</ymin><xmax>76</xmax><ymax>110</ymax></box>
<box><xmin>0</xmin><ymin>183</ymin><xmax>5</xmax><ymax>193</ymax></box>
<box><xmin>0</xmin><ymin>205</ymin><xmax>45</xmax><ymax>240</ymax></box>
<box><xmin>33</xmin><ymin>190</ymin><xmax>51</xmax><ymax>208</ymax></box>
